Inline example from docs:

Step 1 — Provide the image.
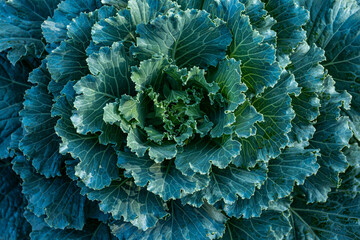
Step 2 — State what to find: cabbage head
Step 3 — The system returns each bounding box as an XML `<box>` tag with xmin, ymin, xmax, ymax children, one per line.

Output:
<box><xmin>0</xmin><ymin>0</ymin><xmax>360</xmax><ymax>239</ymax></box>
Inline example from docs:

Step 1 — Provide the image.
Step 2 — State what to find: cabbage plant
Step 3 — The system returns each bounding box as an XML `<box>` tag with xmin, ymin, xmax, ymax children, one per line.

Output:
<box><xmin>0</xmin><ymin>0</ymin><xmax>360</xmax><ymax>239</ymax></box>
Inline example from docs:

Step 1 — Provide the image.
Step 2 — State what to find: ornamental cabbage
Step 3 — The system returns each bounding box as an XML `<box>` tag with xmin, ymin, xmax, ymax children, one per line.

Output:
<box><xmin>0</xmin><ymin>0</ymin><xmax>360</xmax><ymax>239</ymax></box>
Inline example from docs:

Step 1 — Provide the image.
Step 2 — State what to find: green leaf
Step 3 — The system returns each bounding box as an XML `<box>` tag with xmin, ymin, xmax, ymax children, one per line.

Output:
<box><xmin>206</xmin><ymin>58</ymin><xmax>247</xmax><ymax>138</ymax></box>
<box><xmin>127</xmin><ymin>128</ymin><xmax>177</xmax><ymax>162</ymax></box>
<box><xmin>236</xmin><ymin>0</ymin><xmax>276</xmax><ymax>43</ymax></box>
<box><xmin>80</xmin><ymin>179</ymin><xmax>168</xmax><ymax>230</ymax></box>
<box><xmin>130</xmin><ymin>56</ymin><xmax>171</xmax><ymax>92</ymax></box>
<box><xmin>175</xmin><ymin>135</ymin><xmax>241</xmax><ymax>176</ymax></box>
<box><xmin>111</xmin><ymin>201</ymin><xmax>227</xmax><ymax>240</ymax></box>
<box><xmin>207</xmin><ymin>58</ymin><xmax>247</xmax><ymax>112</ymax></box>
<box><xmin>232</xmin><ymin>100</ymin><xmax>263</xmax><ymax>138</ymax></box>
<box><xmin>233</xmin><ymin>72</ymin><xmax>300</xmax><ymax>168</ymax></box>
<box><xmin>132</xmin><ymin>9</ymin><xmax>232</xmax><ymax>68</ymax></box>
<box><xmin>118</xmin><ymin>152</ymin><xmax>209</xmax><ymax>200</ymax></box>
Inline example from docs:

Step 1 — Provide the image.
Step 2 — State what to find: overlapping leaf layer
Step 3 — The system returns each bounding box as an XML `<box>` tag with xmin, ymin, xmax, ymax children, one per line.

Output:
<box><xmin>0</xmin><ymin>0</ymin><xmax>360</xmax><ymax>239</ymax></box>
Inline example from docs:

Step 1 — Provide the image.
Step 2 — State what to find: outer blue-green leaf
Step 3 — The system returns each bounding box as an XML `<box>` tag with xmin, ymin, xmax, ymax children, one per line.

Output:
<box><xmin>302</xmin><ymin>76</ymin><xmax>352</xmax><ymax>203</ymax></box>
<box><xmin>289</xmin><ymin>191</ymin><xmax>360</xmax><ymax>240</ymax></box>
<box><xmin>132</xmin><ymin>9</ymin><xmax>232</xmax><ymax>69</ymax></box>
<box><xmin>221</xmin><ymin>211</ymin><xmax>291</xmax><ymax>240</ymax></box>
<box><xmin>92</xmin><ymin>0</ymin><xmax>177</xmax><ymax>48</ymax></box>
<box><xmin>181</xmin><ymin>163</ymin><xmax>266</xmax><ymax>207</ymax></box>
<box><xmin>0</xmin><ymin>54</ymin><xmax>32</xmax><ymax>159</ymax></box>
<box><xmin>0</xmin><ymin>0</ymin><xmax>61</xmax><ymax>64</ymax></box>
<box><xmin>52</xmin><ymin>81</ymin><xmax>120</xmax><ymax>190</ymax></box>
<box><xmin>225</xmin><ymin>145</ymin><xmax>319</xmax><ymax>218</ymax></box>
<box><xmin>300</xmin><ymin>0</ymin><xmax>360</xmax><ymax>145</ymax></box>
<box><xmin>80</xmin><ymin>179</ymin><xmax>167</xmax><ymax>230</ymax></box>
<box><xmin>287</xmin><ymin>43</ymin><xmax>325</xmax><ymax>143</ymax></box>
<box><xmin>20</xmin><ymin>61</ymin><xmax>66</xmax><ymax>177</ymax></box>
<box><xmin>111</xmin><ymin>201</ymin><xmax>227</xmax><ymax>240</ymax></box>
<box><xmin>47</xmin><ymin>8</ymin><xmax>116</xmax><ymax>89</ymax></box>
<box><xmin>264</xmin><ymin>0</ymin><xmax>308</xmax><ymax>55</ymax></box>
<box><xmin>12</xmin><ymin>155</ymin><xmax>86</xmax><ymax>230</ymax></box>
<box><xmin>117</xmin><ymin>151</ymin><xmax>209</xmax><ymax>200</ymax></box>
<box><xmin>0</xmin><ymin>158</ymin><xmax>31</xmax><ymax>240</ymax></box>
<box><xmin>72</xmin><ymin>42</ymin><xmax>132</xmax><ymax>136</ymax></box>
<box><xmin>42</xmin><ymin>0</ymin><xmax>102</xmax><ymax>43</ymax></box>
<box><xmin>25</xmin><ymin>211</ymin><xmax>116</xmax><ymax>240</ymax></box>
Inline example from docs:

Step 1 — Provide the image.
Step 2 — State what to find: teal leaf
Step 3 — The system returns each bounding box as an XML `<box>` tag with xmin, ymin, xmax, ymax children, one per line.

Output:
<box><xmin>302</xmin><ymin>76</ymin><xmax>352</xmax><ymax>203</ymax></box>
<box><xmin>0</xmin><ymin>158</ymin><xmax>31</xmax><ymax>239</ymax></box>
<box><xmin>0</xmin><ymin>53</ymin><xmax>32</xmax><ymax>159</ymax></box>
<box><xmin>111</xmin><ymin>201</ymin><xmax>227</xmax><ymax>240</ymax></box>
<box><xmin>127</xmin><ymin>128</ymin><xmax>177</xmax><ymax>162</ymax></box>
<box><xmin>71</xmin><ymin>42</ymin><xmax>132</xmax><ymax>135</ymax></box>
<box><xmin>118</xmin><ymin>151</ymin><xmax>209</xmax><ymax>200</ymax></box>
<box><xmin>232</xmin><ymin>100</ymin><xmax>263</xmax><ymax>138</ymax></box>
<box><xmin>287</xmin><ymin>43</ymin><xmax>325</xmax><ymax>143</ymax></box>
<box><xmin>26</xmin><ymin>211</ymin><xmax>116</xmax><ymax>240</ymax></box>
<box><xmin>47</xmin><ymin>8</ymin><xmax>116</xmax><ymax>88</ymax></box>
<box><xmin>42</xmin><ymin>0</ymin><xmax>102</xmax><ymax>43</ymax></box>
<box><xmin>233</xmin><ymin>72</ymin><xmax>300</xmax><ymax>168</ymax></box>
<box><xmin>225</xmin><ymin>145</ymin><xmax>319</xmax><ymax>218</ymax></box>
<box><xmin>182</xmin><ymin>163</ymin><xmax>266</xmax><ymax>207</ymax></box>
<box><xmin>132</xmin><ymin>9</ymin><xmax>232</xmax><ymax>68</ymax></box>
<box><xmin>0</xmin><ymin>0</ymin><xmax>61</xmax><ymax>64</ymax></box>
<box><xmin>175</xmin><ymin>135</ymin><xmax>241</xmax><ymax>176</ymax></box>
<box><xmin>236</xmin><ymin>0</ymin><xmax>276</xmax><ymax>43</ymax></box>
<box><xmin>207</xmin><ymin>0</ymin><xmax>281</xmax><ymax>95</ymax></box>
<box><xmin>12</xmin><ymin>155</ymin><xmax>86</xmax><ymax>230</ymax></box>
<box><xmin>128</xmin><ymin>0</ymin><xmax>178</xmax><ymax>26</ymax></box>
<box><xmin>130</xmin><ymin>56</ymin><xmax>171</xmax><ymax>92</ymax></box>
<box><xmin>52</xmin><ymin>82</ymin><xmax>120</xmax><ymax>189</ymax></box>
<box><xmin>207</xmin><ymin>58</ymin><xmax>247</xmax><ymax>138</ymax></box>
<box><xmin>92</xmin><ymin>0</ymin><xmax>177</xmax><ymax>48</ymax></box>
<box><xmin>289</xmin><ymin>191</ymin><xmax>360</xmax><ymax>240</ymax></box>
<box><xmin>101</xmin><ymin>0</ymin><xmax>128</xmax><ymax>8</ymax></box>
<box><xmin>221</xmin><ymin>211</ymin><xmax>291</xmax><ymax>240</ymax></box>
<box><xmin>80</xmin><ymin>179</ymin><xmax>168</xmax><ymax>230</ymax></box>
<box><xmin>207</xmin><ymin>58</ymin><xmax>247</xmax><ymax>112</ymax></box>
<box><xmin>264</xmin><ymin>0</ymin><xmax>309</xmax><ymax>55</ymax></box>
<box><xmin>92</xmin><ymin>9</ymin><xmax>136</xmax><ymax>48</ymax></box>
<box><xmin>175</xmin><ymin>0</ymin><xmax>203</xmax><ymax>10</ymax></box>
<box><xmin>20</xmin><ymin>61</ymin><xmax>66</xmax><ymax>177</ymax></box>
<box><xmin>300</xmin><ymin>0</ymin><xmax>360</xmax><ymax>145</ymax></box>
